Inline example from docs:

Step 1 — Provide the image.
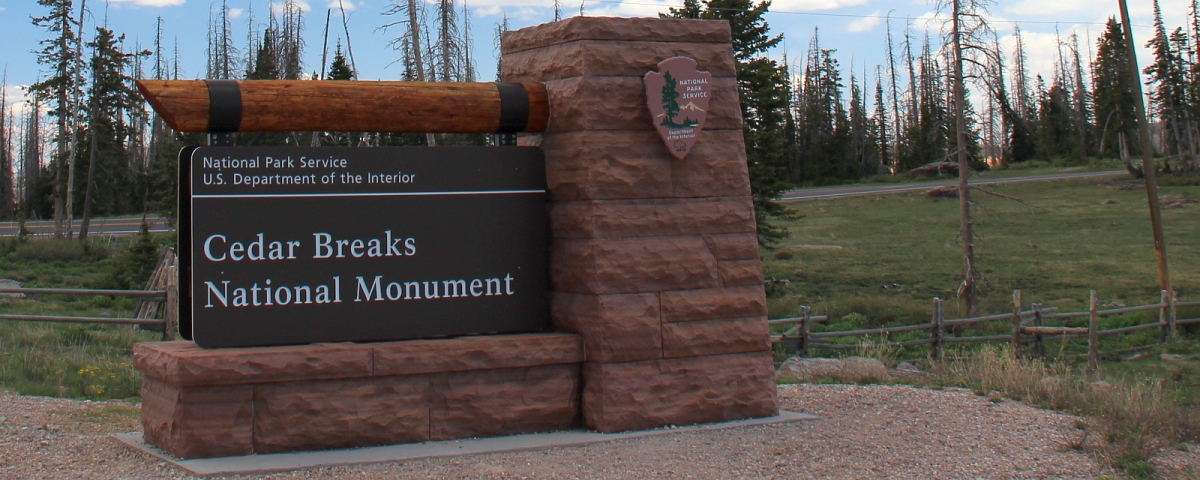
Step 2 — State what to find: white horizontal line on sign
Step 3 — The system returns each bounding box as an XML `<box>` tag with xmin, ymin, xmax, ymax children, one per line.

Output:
<box><xmin>193</xmin><ymin>190</ymin><xmax>547</xmax><ymax>199</ymax></box>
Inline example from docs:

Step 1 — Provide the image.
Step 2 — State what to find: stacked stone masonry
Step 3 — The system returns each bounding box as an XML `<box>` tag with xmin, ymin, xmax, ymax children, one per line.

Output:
<box><xmin>134</xmin><ymin>334</ymin><xmax>584</xmax><ymax>459</ymax></box>
<box><xmin>503</xmin><ymin>17</ymin><xmax>778</xmax><ymax>433</ymax></box>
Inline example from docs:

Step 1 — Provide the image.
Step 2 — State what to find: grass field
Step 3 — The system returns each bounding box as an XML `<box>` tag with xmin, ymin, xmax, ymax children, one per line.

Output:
<box><xmin>0</xmin><ymin>236</ymin><xmax>164</xmax><ymax>400</ymax></box>
<box><xmin>763</xmin><ymin>173</ymin><xmax>1200</xmax><ymax>322</ymax></box>
<box><xmin>764</xmin><ymin>171</ymin><xmax>1200</xmax><ymax>407</ymax></box>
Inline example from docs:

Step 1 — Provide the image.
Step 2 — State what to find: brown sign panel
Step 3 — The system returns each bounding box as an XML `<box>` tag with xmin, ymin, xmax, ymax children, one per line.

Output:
<box><xmin>643</xmin><ymin>56</ymin><xmax>713</xmax><ymax>159</ymax></box>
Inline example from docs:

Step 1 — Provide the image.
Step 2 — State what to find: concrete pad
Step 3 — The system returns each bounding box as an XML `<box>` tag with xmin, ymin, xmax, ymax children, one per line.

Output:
<box><xmin>111</xmin><ymin>411</ymin><xmax>816</xmax><ymax>477</ymax></box>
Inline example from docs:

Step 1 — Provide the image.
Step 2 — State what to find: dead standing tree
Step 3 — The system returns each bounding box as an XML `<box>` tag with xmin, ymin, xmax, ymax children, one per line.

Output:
<box><xmin>936</xmin><ymin>0</ymin><xmax>997</xmax><ymax>318</ymax></box>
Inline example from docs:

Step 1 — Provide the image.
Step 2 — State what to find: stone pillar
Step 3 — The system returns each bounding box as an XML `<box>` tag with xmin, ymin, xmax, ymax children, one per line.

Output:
<box><xmin>502</xmin><ymin>17</ymin><xmax>778</xmax><ymax>432</ymax></box>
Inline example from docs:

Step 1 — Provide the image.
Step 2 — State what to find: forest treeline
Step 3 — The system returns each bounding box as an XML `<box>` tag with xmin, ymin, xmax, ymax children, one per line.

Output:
<box><xmin>0</xmin><ymin>0</ymin><xmax>1197</xmax><ymax>244</ymax></box>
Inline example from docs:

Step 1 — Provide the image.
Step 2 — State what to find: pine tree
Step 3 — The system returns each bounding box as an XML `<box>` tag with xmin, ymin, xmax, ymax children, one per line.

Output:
<box><xmin>795</xmin><ymin>32</ymin><xmax>854</xmax><ymax>183</ymax></box>
<box><xmin>327</xmin><ymin>42</ymin><xmax>355</xmax><ymax>80</ymax></box>
<box><xmin>30</xmin><ymin>0</ymin><xmax>80</xmax><ymax>237</ymax></box>
<box><xmin>247</xmin><ymin>32</ymin><xmax>281</xmax><ymax>80</ymax></box>
<box><xmin>668</xmin><ymin>0</ymin><xmax>793</xmax><ymax>243</ymax></box>
<box><xmin>874</xmin><ymin>70</ymin><xmax>891</xmax><ymax>171</ymax></box>
<box><xmin>1071</xmin><ymin>34</ymin><xmax>1094</xmax><ymax>161</ymax></box>
<box><xmin>885</xmin><ymin>16</ymin><xmax>902</xmax><ymax>169</ymax></box>
<box><xmin>22</xmin><ymin>92</ymin><xmax>43</xmax><ymax>214</ymax></box>
<box><xmin>76</xmin><ymin>26</ymin><xmax>145</xmax><ymax>238</ymax></box>
<box><xmin>1093</xmin><ymin>17</ymin><xmax>1141</xmax><ymax>172</ymax></box>
<box><xmin>1144</xmin><ymin>0</ymin><xmax>1194</xmax><ymax>165</ymax></box>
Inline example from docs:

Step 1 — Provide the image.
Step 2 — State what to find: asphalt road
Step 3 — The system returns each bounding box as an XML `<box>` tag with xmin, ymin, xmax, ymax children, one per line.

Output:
<box><xmin>779</xmin><ymin>170</ymin><xmax>1130</xmax><ymax>202</ymax></box>
<box><xmin>0</xmin><ymin>215</ymin><xmax>173</xmax><ymax>238</ymax></box>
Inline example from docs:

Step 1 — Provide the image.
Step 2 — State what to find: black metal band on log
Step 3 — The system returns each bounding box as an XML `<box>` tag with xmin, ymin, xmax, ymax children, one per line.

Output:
<box><xmin>204</xmin><ymin>79</ymin><xmax>242</xmax><ymax>132</ymax></box>
<box><xmin>495</xmin><ymin>82</ymin><xmax>530</xmax><ymax>133</ymax></box>
<box><xmin>136</xmin><ymin>80</ymin><xmax>550</xmax><ymax>134</ymax></box>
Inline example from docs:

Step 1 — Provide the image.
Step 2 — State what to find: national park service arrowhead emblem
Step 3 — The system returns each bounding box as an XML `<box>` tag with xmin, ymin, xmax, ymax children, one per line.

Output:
<box><xmin>644</xmin><ymin>57</ymin><xmax>712</xmax><ymax>160</ymax></box>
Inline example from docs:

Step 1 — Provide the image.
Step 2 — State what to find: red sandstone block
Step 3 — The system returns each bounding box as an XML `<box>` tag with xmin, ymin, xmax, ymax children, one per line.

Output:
<box><xmin>701</xmin><ymin>233</ymin><xmax>760</xmax><ymax>260</ymax></box>
<box><xmin>140</xmin><ymin>378</ymin><xmax>253</xmax><ymax>459</ymax></box>
<box><xmin>252</xmin><ymin>377</ymin><xmax>430</xmax><ymax>453</ymax></box>
<box><xmin>659</xmin><ymin>286</ymin><xmax>767</xmax><ymax>323</ymax></box>
<box><xmin>661</xmin><ymin>317</ymin><xmax>770</xmax><ymax>358</ymax></box>
<box><xmin>134</xmin><ymin>341</ymin><xmax>372</xmax><ymax>387</ymax></box>
<box><xmin>551</xmin><ymin>292</ymin><xmax>662</xmax><ymax>363</ymax></box>
<box><xmin>719</xmin><ymin>260</ymin><xmax>765</xmax><ymax>287</ymax></box>
<box><xmin>550</xmin><ymin>196</ymin><xmax>755</xmax><ymax>239</ymax></box>
<box><xmin>551</xmin><ymin>237</ymin><xmax>719</xmax><ymax>295</ymax></box>
<box><xmin>581</xmin><ymin>351</ymin><xmax>779</xmax><ymax>432</ymax></box>
<box><xmin>502</xmin><ymin>40</ymin><xmax>736</xmax><ymax>82</ymax></box>
<box><xmin>429</xmin><ymin>364</ymin><xmax>582</xmax><ymax>440</ymax></box>
<box><xmin>540</xmin><ymin>130</ymin><xmax>749</xmax><ymax>201</ymax></box>
<box><xmin>671</xmin><ymin>131</ymin><xmax>751</xmax><ymax>198</ymax></box>
<box><xmin>502</xmin><ymin>17</ymin><xmax>731</xmax><ymax>54</ymax></box>
<box><xmin>541</xmin><ymin>130</ymin><xmax>672</xmax><ymax>201</ymax></box>
<box><xmin>372</xmin><ymin>333</ymin><xmax>584</xmax><ymax>377</ymax></box>
<box><xmin>543</xmin><ymin>76</ymin><xmax>741</xmax><ymax>134</ymax></box>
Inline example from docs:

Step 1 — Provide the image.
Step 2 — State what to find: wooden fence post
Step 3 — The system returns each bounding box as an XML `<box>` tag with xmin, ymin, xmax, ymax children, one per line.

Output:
<box><xmin>1159</xmin><ymin>290</ymin><xmax>1169</xmax><ymax>343</ymax></box>
<box><xmin>799</xmin><ymin>306</ymin><xmax>812</xmax><ymax>358</ymax></box>
<box><xmin>1033</xmin><ymin>303</ymin><xmax>1046</xmax><ymax>358</ymax></box>
<box><xmin>1011</xmin><ymin>290</ymin><xmax>1022</xmax><ymax>358</ymax></box>
<box><xmin>1170</xmin><ymin>290</ymin><xmax>1178</xmax><ymax>342</ymax></box>
<box><xmin>163</xmin><ymin>265</ymin><xmax>178</xmax><ymax>342</ymax></box>
<box><xmin>932</xmin><ymin>298</ymin><xmax>945</xmax><ymax>362</ymax></box>
<box><xmin>1087</xmin><ymin>290</ymin><xmax>1099</xmax><ymax>374</ymax></box>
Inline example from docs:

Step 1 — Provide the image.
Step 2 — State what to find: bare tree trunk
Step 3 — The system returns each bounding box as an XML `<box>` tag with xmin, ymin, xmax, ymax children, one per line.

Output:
<box><xmin>78</xmin><ymin>127</ymin><xmax>97</xmax><ymax>243</ymax></box>
<box><xmin>887</xmin><ymin>15</ymin><xmax>902</xmax><ymax>169</ymax></box>
<box><xmin>52</xmin><ymin>10</ymin><xmax>73</xmax><ymax>239</ymax></box>
<box><xmin>67</xmin><ymin>0</ymin><xmax>87</xmax><ymax>241</ymax></box>
<box><xmin>952</xmin><ymin>0</ymin><xmax>977</xmax><ymax>317</ymax></box>
<box><xmin>905</xmin><ymin>22</ymin><xmax>919</xmax><ymax>132</ymax></box>
<box><xmin>1071</xmin><ymin>35</ymin><xmax>1089</xmax><ymax>162</ymax></box>
<box><xmin>1119</xmin><ymin>131</ymin><xmax>1135</xmax><ymax>174</ymax></box>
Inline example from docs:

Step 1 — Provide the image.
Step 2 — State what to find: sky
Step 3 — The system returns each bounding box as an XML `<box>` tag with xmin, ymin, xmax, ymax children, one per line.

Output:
<box><xmin>0</xmin><ymin>0</ymin><xmax>1190</xmax><ymax>119</ymax></box>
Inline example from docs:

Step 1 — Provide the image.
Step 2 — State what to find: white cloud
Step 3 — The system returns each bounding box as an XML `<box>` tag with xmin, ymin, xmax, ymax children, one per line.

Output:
<box><xmin>847</xmin><ymin>11</ymin><xmax>881</xmax><ymax>33</ymax></box>
<box><xmin>580</xmin><ymin>0</ymin><xmax>674</xmax><ymax>17</ymax></box>
<box><xmin>770</xmin><ymin>0</ymin><xmax>869</xmax><ymax>11</ymax></box>
<box><xmin>1004</xmin><ymin>0</ymin><xmax>1089</xmax><ymax>18</ymax></box>
<box><xmin>270</xmin><ymin>0</ymin><xmax>312</xmax><ymax>16</ymax></box>
<box><xmin>108</xmin><ymin>0</ymin><xmax>187</xmax><ymax>6</ymax></box>
<box><xmin>229</xmin><ymin>8</ymin><xmax>244</xmax><ymax>19</ymax></box>
<box><xmin>327</xmin><ymin>0</ymin><xmax>356</xmax><ymax>11</ymax></box>
<box><xmin>475</xmin><ymin>5</ymin><xmax>504</xmax><ymax>17</ymax></box>
<box><xmin>2</xmin><ymin>85</ymin><xmax>48</xmax><ymax>120</ymax></box>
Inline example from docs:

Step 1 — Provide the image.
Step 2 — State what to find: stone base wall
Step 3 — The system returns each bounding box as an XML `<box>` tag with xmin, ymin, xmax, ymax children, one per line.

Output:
<box><xmin>134</xmin><ymin>334</ymin><xmax>584</xmax><ymax>459</ymax></box>
<box><xmin>502</xmin><ymin>17</ymin><xmax>779</xmax><ymax>433</ymax></box>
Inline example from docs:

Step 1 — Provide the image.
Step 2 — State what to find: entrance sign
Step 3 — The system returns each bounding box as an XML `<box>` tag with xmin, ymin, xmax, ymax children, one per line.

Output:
<box><xmin>179</xmin><ymin>146</ymin><xmax>549</xmax><ymax>348</ymax></box>
<box><xmin>643</xmin><ymin>56</ymin><xmax>713</xmax><ymax>159</ymax></box>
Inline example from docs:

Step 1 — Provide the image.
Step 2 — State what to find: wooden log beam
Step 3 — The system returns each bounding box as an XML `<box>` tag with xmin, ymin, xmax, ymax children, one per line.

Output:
<box><xmin>1021</xmin><ymin>326</ymin><xmax>1089</xmax><ymax>335</ymax></box>
<box><xmin>136</xmin><ymin>80</ymin><xmax>550</xmax><ymax>134</ymax></box>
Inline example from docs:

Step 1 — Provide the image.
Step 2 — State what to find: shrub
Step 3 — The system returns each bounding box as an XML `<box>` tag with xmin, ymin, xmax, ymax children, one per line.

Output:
<box><xmin>105</xmin><ymin>222</ymin><xmax>160</xmax><ymax>290</ymax></box>
<box><xmin>10</xmin><ymin>239</ymin><xmax>110</xmax><ymax>263</ymax></box>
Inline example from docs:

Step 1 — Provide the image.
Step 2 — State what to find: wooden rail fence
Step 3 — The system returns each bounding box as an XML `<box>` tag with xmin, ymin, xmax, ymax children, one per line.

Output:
<box><xmin>0</xmin><ymin>249</ymin><xmax>179</xmax><ymax>340</ymax></box>
<box><xmin>772</xmin><ymin>289</ymin><xmax>1199</xmax><ymax>373</ymax></box>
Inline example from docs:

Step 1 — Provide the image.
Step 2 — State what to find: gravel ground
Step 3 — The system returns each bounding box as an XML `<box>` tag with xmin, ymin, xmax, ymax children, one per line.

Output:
<box><xmin>3</xmin><ymin>384</ymin><xmax>1184</xmax><ymax>479</ymax></box>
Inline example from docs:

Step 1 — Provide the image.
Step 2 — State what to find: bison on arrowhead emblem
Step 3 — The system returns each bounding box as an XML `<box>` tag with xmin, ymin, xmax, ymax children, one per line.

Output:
<box><xmin>644</xmin><ymin>57</ymin><xmax>713</xmax><ymax>160</ymax></box>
